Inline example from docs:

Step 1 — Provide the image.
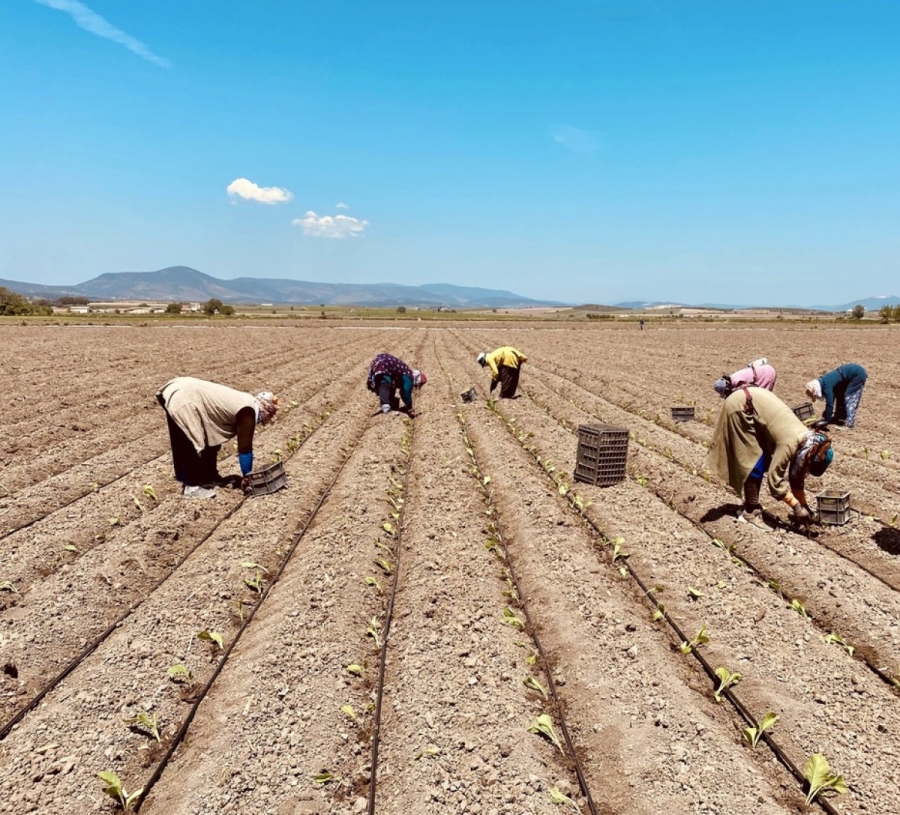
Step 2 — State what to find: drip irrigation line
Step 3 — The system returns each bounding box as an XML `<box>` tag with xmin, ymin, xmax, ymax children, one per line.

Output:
<box><xmin>435</xmin><ymin>346</ymin><xmax>601</xmax><ymax>815</ymax></box>
<box><xmin>518</xmin><ymin>381</ymin><xmax>900</xmax><ymax>695</ymax></box>
<box><xmin>0</xmin><ymin>404</ymin><xmax>336</xmax><ymax>742</ymax></box>
<box><xmin>136</xmin><ymin>410</ymin><xmax>372</xmax><ymax>811</ymax></box>
<box><xmin>483</xmin><ymin>388</ymin><xmax>844</xmax><ymax>815</ymax></box>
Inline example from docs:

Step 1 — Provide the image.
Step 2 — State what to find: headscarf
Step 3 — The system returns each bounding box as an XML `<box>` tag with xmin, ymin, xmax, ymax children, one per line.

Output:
<box><xmin>713</xmin><ymin>375</ymin><xmax>732</xmax><ymax>398</ymax></box>
<box><xmin>255</xmin><ymin>391</ymin><xmax>279</xmax><ymax>424</ymax></box>
<box><xmin>412</xmin><ymin>370</ymin><xmax>427</xmax><ymax>387</ymax></box>
<box><xmin>806</xmin><ymin>379</ymin><xmax>823</xmax><ymax>401</ymax></box>
<box><xmin>790</xmin><ymin>431</ymin><xmax>832</xmax><ymax>481</ymax></box>
<box><xmin>477</xmin><ymin>353</ymin><xmax>487</xmax><ymax>367</ymax></box>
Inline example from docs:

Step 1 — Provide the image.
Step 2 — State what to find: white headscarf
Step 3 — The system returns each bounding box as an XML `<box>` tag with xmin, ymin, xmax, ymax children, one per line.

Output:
<box><xmin>805</xmin><ymin>380</ymin><xmax>822</xmax><ymax>401</ymax></box>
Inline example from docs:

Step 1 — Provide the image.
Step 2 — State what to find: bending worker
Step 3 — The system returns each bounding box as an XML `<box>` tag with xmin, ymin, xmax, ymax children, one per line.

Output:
<box><xmin>713</xmin><ymin>358</ymin><xmax>776</xmax><ymax>398</ymax></box>
<box><xmin>806</xmin><ymin>363</ymin><xmax>868</xmax><ymax>429</ymax></box>
<box><xmin>367</xmin><ymin>353</ymin><xmax>426</xmax><ymax>417</ymax></box>
<box><xmin>707</xmin><ymin>386</ymin><xmax>833</xmax><ymax>529</ymax></box>
<box><xmin>157</xmin><ymin>377</ymin><xmax>278</xmax><ymax>498</ymax></box>
<box><xmin>477</xmin><ymin>346</ymin><xmax>527</xmax><ymax>399</ymax></box>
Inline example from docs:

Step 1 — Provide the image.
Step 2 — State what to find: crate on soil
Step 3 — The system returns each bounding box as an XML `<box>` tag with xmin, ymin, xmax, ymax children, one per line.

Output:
<box><xmin>817</xmin><ymin>489</ymin><xmax>851</xmax><ymax>526</ymax></box>
<box><xmin>574</xmin><ymin>424</ymin><xmax>629</xmax><ymax>486</ymax></box>
<box><xmin>792</xmin><ymin>402</ymin><xmax>815</xmax><ymax>422</ymax></box>
<box><xmin>247</xmin><ymin>461</ymin><xmax>287</xmax><ymax>497</ymax></box>
<box><xmin>671</xmin><ymin>406</ymin><xmax>695</xmax><ymax>422</ymax></box>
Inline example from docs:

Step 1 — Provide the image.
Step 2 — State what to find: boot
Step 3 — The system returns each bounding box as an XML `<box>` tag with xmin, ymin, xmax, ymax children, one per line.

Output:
<box><xmin>739</xmin><ymin>478</ymin><xmax>769</xmax><ymax>530</ymax></box>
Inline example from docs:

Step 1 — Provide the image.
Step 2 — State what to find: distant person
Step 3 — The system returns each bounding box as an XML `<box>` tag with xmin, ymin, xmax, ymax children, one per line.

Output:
<box><xmin>713</xmin><ymin>358</ymin><xmax>777</xmax><ymax>398</ymax></box>
<box><xmin>157</xmin><ymin>377</ymin><xmax>278</xmax><ymax>498</ymax></box>
<box><xmin>806</xmin><ymin>363</ymin><xmax>868</xmax><ymax>429</ymax></box>
<box><xmin>639</xmin><ymin>319</ymin><xmax>645</xmax><ymax>330</ymax></box>
<box><xmin>707</xmin><ymin>387</ymin><xmax>833</xmax><ymax>530</ymax></box>
<box><xmin>477</xmin><ymin>346</ymin><xmax>528</xmax><ymax>398</ymax></box>
<box><xmin>367</xmin><ymin>353</ymin><xmax>426</xmax><ymax>417</ymax></box>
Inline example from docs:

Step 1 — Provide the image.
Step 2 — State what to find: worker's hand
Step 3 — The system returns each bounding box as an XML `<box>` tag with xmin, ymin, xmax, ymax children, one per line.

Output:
<box><xmin>489</xmin><ymin>380</ymin><xmax>498</xmax><ymax>393</ymax></box>
<box><xmin>791</xmin><ymin>504</ymin><xmax>812</xmax><ymax>525</ymax></box>
<box><xmin>407</xmin><ymin>408</ymin><xmax>417</xmax><ymax>419</ymax></box>
<box><xmin>812</xmin><ymin>419</ymin><xmax>829</xmax><ymax>430</ymax></box>
<box><xmin>241</xmin><ymin>475</ymin><xmax>252</xmax><ymax>494</ymax></box>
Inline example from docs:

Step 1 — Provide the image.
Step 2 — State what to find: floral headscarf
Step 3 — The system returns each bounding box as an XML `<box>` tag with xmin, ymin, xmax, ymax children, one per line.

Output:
<box><xmin>790</xmin><ymin>431</ymin><xmax>832</xmax><ymax>481</ymax></box>
<box><xmin>255</xmin><ymin>391</ymin><xmax>278</xmax><ymax>424</ymax></box>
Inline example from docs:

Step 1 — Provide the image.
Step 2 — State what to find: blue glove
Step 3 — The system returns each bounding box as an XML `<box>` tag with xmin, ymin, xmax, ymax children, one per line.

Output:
<box><xmin>238</xmin><ymin>451</ymin><xmax>253</xmax><ymax>476</ymax></box>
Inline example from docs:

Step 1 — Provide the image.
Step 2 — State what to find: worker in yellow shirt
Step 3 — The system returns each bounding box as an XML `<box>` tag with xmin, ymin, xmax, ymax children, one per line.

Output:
<box><xmin>477</xmin><ymin>346</ymin><xmax>528</xmax><ymax>399</ymax></box>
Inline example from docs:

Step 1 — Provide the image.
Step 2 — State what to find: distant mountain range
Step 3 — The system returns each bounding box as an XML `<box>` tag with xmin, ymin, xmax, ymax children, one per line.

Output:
<box><xmin>0</xmin><ymin>267</ymin><xmax>565</xmax><ymax>309</ymax></box>
<box><xmin>616</xmin><ymin>296</ymin><xmax>900</xmax><ymax>312</ymax></box>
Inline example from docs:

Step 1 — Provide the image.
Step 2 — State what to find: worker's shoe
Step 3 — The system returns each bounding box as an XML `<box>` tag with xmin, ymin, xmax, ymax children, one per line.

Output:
<box><xmin>738</xmin><ymin>508</ymin><xmax>769</xmax><ymax>531</ymax></box>
<box><xmin>183</xmin><ymin>485</ymin><xmax>216</xmax><ymax>499</ymax></box>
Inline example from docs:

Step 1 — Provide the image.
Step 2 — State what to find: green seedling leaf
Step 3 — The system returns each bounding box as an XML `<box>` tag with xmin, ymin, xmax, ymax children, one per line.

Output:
<box><xmin>485</xmin><ymin>539</ymin><xmax>504</xmax><ymax>559</ymax></box>
<box><xmin>549</xmin><ymin>787</ymin><xmax>578</xmax><ymax>808</ymax></box>
<box><xmin>197</xmin><ymin>630</ymin><xmax>224</xmax><ymax>649</ymax></box>
<box><xmin>366</xmin><ymin>617</ymin><xmax>382</xmax><ymax>648</ymax></box>
<box><xmin>713</xmin><ymin>667</ymin><xmax>742</xmax><ymax>702</ymax></box>
<box><xmin>132</xmin><ymin>497</ymin><xmax>145</xmax><ymax>514</ymax></box>
<box><xmin>98</xmin><ymin>771</ymin><xmax>143</xmax><ymax>811</ymax></box>
<box><xmin>680</xmin><ymin>626</ymin><xmax>710</xmax><ymax>655</ymax></box>
<box><xmin>502</xmin><ymin>606</ymin><xmax>525</xmax><ymax>629</ymax></box>
<box><xmin>243</xmin><ymin>572</ymin><xmax>264</xmax><ymax>593</ymax></box>
<box><xmin>652</xmin><ymin>604</ymin><xmax>667</xmax><ymax>622</ymax></box>
<box><xmin>109</xmin><ymin>517</ymin><xmax>120</xmax><ymax>527</ymax></box>
<box><xmin>881</xmin><ymin>450</ymin><xmax>890</xmax><ymax>461</ymax></box>
<box><xmin>415</xmin><ymin>745</ymin><xmax>440</xmax><ymax>759</ymax></box>
<box><xmin>383</xmin><ymin>522</ymin><xmax>395</xmax><ymax>535</ymax></box>
<box><xmin>557</xmin><ymin>482</ymin><xmax>569</xmax><ymax>496</ymax></box>
<box><xmin>824</xmin><ymin>632</ymin><xmax>855</xmax><ymax>657</ymax></box>
<box><xmin>375</xmin><ymin>558</ymin><xmax>393</xmax><ymax>575</ymax></box>
<box><xmin>347</xmin><ymin>663</ymin><xmax>364</xmax><ymax>676</ymax></box>
<box><xmin>804</xmin><ymin>753</ymin><xmax>848</xmax><ymax>805</ymax></box>
<box><xmin>523</xmin><ymin>676</ymin><xmax>548</xmax><ymax>698</ymax></box>
<box><xmin>142</xmin><ymin>484</ymin><xmax>157</xmax><ymax>501</ymax></box>
<box><xmin>527</xmin><ymin>713</ymin><xmax>562</xmax><ymax>751</ymax></box>
<box><xmin>64</xmin><ymin>543</ymin><xmax>79</xmax><ymax>553</ymax></box>
<box><xmin>743</xmin><ymin>712</ymin><xmax>778</xmax><ymax>747</ymax></box>
<box><xmin>364</xmin><ymin>576</ymin><xmax>383</xmax><ymax>594</ymax></box>
<box><xmin>313</xmin><ymin>771</ymin><xmax>340</xmax><ymax>784</ymax></box>
<box><xmin>341</xmin><ymin>705</ymin><xmax>358</xmax><ymax>722</ymax></box>
<box><xmin>483</xmin><ymin>476</ymin><xmax>491</xmax><ymax>486</ymax></box>
<box><xmin>240</xmin><ymin>561</ymin><xmax>270</xmax><ymax>574</ymax></box>
<box><xmin>0</xmin><ymin>580</ymin><xmax>18</xmax><ymax>593</ymax></box>
<box><xmin>612</xmin><ymin>539</ymin><xmax>629</xmax><ymax>562</ymax></box>
<box><xmin>687</xmin><ymin>587</ymin><xmax>705</xmax><ymax>600</ymax></box>
<box><xmin>790</xmin><ymin>598</ymin><xmax>809</xmax><ymax>618</ymax></box>
<box><xmin>166</xmin><ymin>664</ymin><xmax>191</xmax><ymax>683</ymax></box>
<box><xmin>123</xmin><ymin>711</ymin><xmax>161</xmax><ymax>743</ymax></box>
<box><xmin>635</xmin><ymin>475</ymin><xmax>648</xmax><ymax>487</ymax></box>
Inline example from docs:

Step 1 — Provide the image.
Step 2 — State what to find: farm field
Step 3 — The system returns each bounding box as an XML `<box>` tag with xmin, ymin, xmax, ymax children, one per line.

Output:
<box><xmin>0</xmin><ymin>320</ymin><xmax>899</xmax><ymax>815</ymax></box>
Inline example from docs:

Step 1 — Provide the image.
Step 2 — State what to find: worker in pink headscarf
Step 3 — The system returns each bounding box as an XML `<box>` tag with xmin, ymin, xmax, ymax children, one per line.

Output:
<box><xmin>713</xmin><ymin>358</ymin><xmax>777</xmax><ymax>398</ymax></box>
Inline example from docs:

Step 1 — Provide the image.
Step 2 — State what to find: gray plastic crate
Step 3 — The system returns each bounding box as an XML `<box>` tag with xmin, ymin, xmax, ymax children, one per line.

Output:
<box><xmin>574</xmin><ymin>424</ymin><xmax>629</xmax><ymax>486</ymax></box>
<box><xmin>792</xmin><ymin>402</ymin><xmax>815</xmax><ymax>422</ymax></box>
<box><xmin>671</xmin><ymin>406</ymin><xmax>695</xmax><ymax>422</ymax></box>
<box><xmin>247</xmin><ymin>461</ymin><xmax>287</xmax><ymax>497</ymax></box>
<box><xmin>817</xmin><ymin>489</ymin><xmax>851</xmax><ymax>526</ymax></box>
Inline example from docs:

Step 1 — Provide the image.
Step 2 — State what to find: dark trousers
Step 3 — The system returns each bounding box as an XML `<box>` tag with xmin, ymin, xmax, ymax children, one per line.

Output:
<box><xmin>161</xmin><ymin>407</ymin><xmax>221</xmax><ymax>487</ymax></box>
<box><xmin>498</xmin><ymin>365</ymin><xmax>520</xmax><ymax>398</ymax></box>
<box><xmin>376</xmin><ymin>375</ymin><xmax>400</xmax><ymax>411</ymax></box>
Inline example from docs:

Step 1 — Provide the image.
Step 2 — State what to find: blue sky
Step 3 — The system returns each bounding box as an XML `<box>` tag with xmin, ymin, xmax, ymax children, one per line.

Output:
<box><xmin>1</xmin><ymin>1</ymin><xmax>898</xmax><ymax>306</ymax></box>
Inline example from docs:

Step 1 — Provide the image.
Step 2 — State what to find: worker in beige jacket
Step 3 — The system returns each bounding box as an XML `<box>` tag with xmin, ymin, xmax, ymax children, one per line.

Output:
<box><xmin>707</xmin><ymin>387</ymin><xmax>833</xmax><ymax>529</ymax></box>
<box><xmin>157</xmin><ymin>377</ymin><xmax>278</xmax><ymax>498</ymax></box>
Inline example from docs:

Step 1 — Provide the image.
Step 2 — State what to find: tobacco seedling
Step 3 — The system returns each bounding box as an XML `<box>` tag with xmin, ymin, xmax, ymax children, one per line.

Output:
<box><xmin>197</xmin><ymin>630</ymin><xmax>224</xmax><ymax>649</ymax></box>
<box><xmin>687</xmin><ymin>587</ymin><xmax>705</xmax><ymax>600</ymax></box>
<box><xmin>142</xmin><ymin>484</ymin><xmax>157</xmax><ymax>502</ymax></box>
<box><xmin>528</xmin><ymin>713</ymin><xmax>562</xmax><ymax>751</ymax></box>
<box><xmin>366</xmin><ymin>617</ymin><xmax>382</xmax><ymax>648</ymax></box>
<box><xmin>123</xmin><ymin>711</ymin><xmax>161</xmax><ymax>743</ymax></box>
<box><xmin>382</xmin><ymin>522</ymin><xmax>395</xmax><ymax>535</ymax></box>
<box><xmin>611</xmin><ymin>538</ymin><xmax>629</xmax><ymax>562</ymax></box>
<box><xmin>132</xmin><ymin>496</ymin><xmax>146</xmax><ymax>514</ymax></box>
<box><xmin>415</xmin><ymin>746</ymin><xmax>440</xmax><ymax>759</ymax></box>
<box><xmin>313</xmin><ymin>771</ymin><xmax>341</xmax><ymax>784</ymax></box>
<box><xmin>742</xmin><ymin>712</ymin><xmax>778</xmax><ymax>747</ymax></box>
<box><xmin>516</xmin><ymin>641</ymin><xmax>538</xmax><ymax>665</ymax></box>
<box><xmin>98</xmin><ymin>771</ymin><xmax>143</xmax><ymax>811</ymax></box>
<box><xmin>502</xmin><ymin>607</ymin><xmax>525</xmax><ymax>629</ymax></box>
<box><xmin>166</xmin><ymin>664</ymin><xmax>191</xmax><ymax>683</ymax></box>
<box><xmin>341</xmin><ymin>704</ymin><xmax>358</xmax><ymax>722</ymax></box>
<box><xmin>549</xmin><ymin>787</ymin><xmax>578</xmax><ymax>808</ymax></box>
<box><xmin>713</xmin><ymin>667</ymin><xmax>742</xmax><ymax>702</ymax></box>
<box><xmin>375</xmin><ymin>558</ymin><xmax>393</xmax><ymax>575</ymax></box>
<box><xmin>0</xmin><ymin>580</ymin><xmax>17</xmax><ymax>593</ymax></box>
<box><xmin>244</xmin><ymin>572</ymin><xmax>264</xmax><ymax>593</ymax></box>
<box><xmin>109</xmin><ymin>517</ymin><xmax>120</xmax><ymax>526</ymax></box>
<box><xmin>680</xmin><ymin>626</ymin><xmax>710</xmax><ymax>655</ymax></box>
<box><xmin>652</xmin><ymin>604</ymin><xmax>667</xmax><ymax>622</ymax></box>
<box><xmin>347</xmin><ymin>663</ymin><xmax>364</xmax><ymax>676</ymax></box>
<box><xmin>790</xmin><ymin>599</ymin><xmax>809</xmax><ymax>619</ymax></box>
<box><xmin>804</xmin><ymin>753</ymin><xmax>848</xmax><ymax>805</ymax></box>
<box><xmin>523</xmin><ymin>676</ymin><xmax>548</xmax><ymax>698</ymax></box>
<box><xmin>64</xmin><ymin>543</ymin><xmax>79</xmax><ymax>553</ymax></box>
<box><xmin>364</xmin><ymin>576</ymin><xmax>383</xmax><ymax>594</ymax></box>
<box><xmin>635</xmin><ymin>475</ymin><xmax>648</xmax><ymax>487</ymax></box>
<box><xmin>824</xmin><ymin>632</ymin><xmax>855</xmax><ymax>657</ymax></box>
<box><xmin>882</xmin><ymin>450</ymin><xmax>891</xmax><ymax>461</ymax></box>
<box><xmin>240</xmin><ymin>561</ymin><xmax>269</xmax><ymax>574</ymax></box>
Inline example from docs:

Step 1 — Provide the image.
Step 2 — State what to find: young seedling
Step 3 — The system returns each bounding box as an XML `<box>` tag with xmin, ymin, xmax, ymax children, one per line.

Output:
<box><xmin>366</xmin><ymin>617</ymin><xmax>382</xmax><ymax>648</ymax></box>
<box><xmin>364</xmin><ymin>576</ymin><xmax>383</xmax><ymax>594</ymax></box>
<box><xmin>804</xmin><ymin>753</ymin><xmax>848</xmax><ymax>805</ymax></box>
<box><xmin>713</xmin><ymin>667</ymin><xmax>742</xmax><ymax>702</ymax></box>
<box><xmin>790</xmin><ymin>598</ymin><xmax>809</xmax><ymax>619</ymax></box>
<box><xmin>485</xmin><ymin>539</ymin><xmax>504</xmax><ymax>560</ymax></box>
<box><xmin>346</xmin><ymin>663</ymin><xmax>364</xmax><ymax>676</ymax></box>
<box><xmin>197</xmin><ymin>630</ymin><xmax>224</xmax><ymax>649</ymax></box>
<box><xmin>341</xmin><ymin>704</ymin><xmax>358</xmax><ymax>722</ymax></box>
<box><xmin>527</xmin><ymin>713</ymin><xmax>562</xmax><ymax>751</ymax></box>
<box><xmin>240</xmin><ymin>561</ymin><xmax>270</xmax><ymax>574</ymax></box>
<box><xmin>502</xmin><ymin>606</ymin><xmax>525</xmax><ymax>629</ymax></box>
<box><xmin>0</xmin><ymin>580</ymin><xmax>17</xmax><ymax>593</ymax></box>
<box><xmin>516</xmin><ymin>640</ymin><xmax>538</xmax><ymax>665</ymax></box>
<box><xmin>109</xmin><ymin>517</ymin><xmax>120</xmax><ymax>526</ymax></box>
<box><xmin>375</xmin><ymin>558</ymin><xmax>393</xmax><ymax>576</ymax></box>
<box><xmin>742</xmin><ymin>712</ymin><xmax>778</xmax><ymax>747</ymax></box>
<box><xmin>382</xmin><ymin>522</ymin><xmax>395</xmax><ymax>535</ymax></box>
<box><xmin>142</xmin><ymin>484</ymin><xmax>158</xmax><ymax>502</ymax></box>
<box><xmin>166</xmin><ymin>664</ymin><xmax>191</xmax><ymax>683</ymax></box>
<box><xmin>687</xmin><ymin>587</ymin><xmax>705</xmax><ymax>600</ymax></box>
<box><xmin>882</xmin><ymin>450</ymin><xmax>891</xmax><ymax>461</ymax></box>
<box><xmin>611</xmin><ymin>538</ymin><xmax>629</xmax><ymax>562</ymax></box>
<box><xmin>415</xmin><ymin>746</ymin><xmax>440</xmax><ymax>759</ymax></box>
<box><xmin>549</xmin><ymin>787</ymin><xmax>579</xmax><ymax>809</ymax></box>
<box><xmin>824</xmin><ymin>632</ymin><xmax>855</xmax><ymax>657</ymax></box>
<box><xmin>98</xmin><ymin>771</ymin><xmax>143</xmax><ymax>811</ymax></box>
<box><xmin>652</xmin><ymin>604</ymin><xmax>667</xmax><ymax>622</ymax></box>
<box><xmin>123</xmin><ymin>711</ymin><xmax>161</xmax><ymax>743</ymax></box>
<box><xmin>680</xmin><ymin>626</ymin><xmax>710</xmax><ymax>655</ymax></box>
<box><xmin>64</xmin><ymin>543</ymin><xmax>79</xmax><ymax>553</ymax></box>
<box><xmin>635</xmin><ymin>475</ymin><xmax>649</xmax><ymax>487</ymax></box>
<box><xmin>313</xmin><ymin>771</ymin><xmax>341</xmax><ymax>784</ymax></box>
<box><xmin>523</xmin><ymin>676</ymin><xmax>549</xmax><ymax>698</ymax></box>
<box><xmin>243</xmin><ymin>572</ymin><xmax>264</xmax><ymax>593</ymax></box>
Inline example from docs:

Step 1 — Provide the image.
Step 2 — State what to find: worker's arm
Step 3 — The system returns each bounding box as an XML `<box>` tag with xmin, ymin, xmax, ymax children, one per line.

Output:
<box><xmin>486</xmin><ymin>355</ymin><xmax>500</xmax><ymax>380</ymax></box>
<box><xmin>235</xmin><ymin>406</ymin><xmax>257</xmax><ymax>475</ymax></box>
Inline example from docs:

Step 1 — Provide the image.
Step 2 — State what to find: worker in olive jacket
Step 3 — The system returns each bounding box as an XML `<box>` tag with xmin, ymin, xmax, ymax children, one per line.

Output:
<box><xmin>157</xmin><ymin>377</ymin><xmax>278</xmax><ymax>498</ymax></box>
<box><xmin>477</xmin><ymin>346</ymin><xmax>527</xmax><ymax>399</ymax></box>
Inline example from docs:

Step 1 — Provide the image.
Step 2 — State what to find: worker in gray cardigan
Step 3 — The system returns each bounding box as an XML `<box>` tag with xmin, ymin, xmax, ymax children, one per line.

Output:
<box><xmin>157</xmin><ymin>377</ymin><xmax>278</xmax><ymax>498</ymax></box>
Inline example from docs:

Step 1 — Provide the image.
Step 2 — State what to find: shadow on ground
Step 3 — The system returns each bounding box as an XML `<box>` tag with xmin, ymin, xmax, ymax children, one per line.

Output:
<box><xmin>874</xmin><ymin>527</ymin><xmax>900</xmax><ymax>556</ymax></box>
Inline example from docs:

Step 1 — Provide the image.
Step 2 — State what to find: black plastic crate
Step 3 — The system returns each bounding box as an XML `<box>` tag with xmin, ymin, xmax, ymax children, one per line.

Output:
<box><xmin>574</xmin><ymin>424</ymin><xmax>629</xmax><ymax>486</ymax></box>
<box><xmin>792</xmin><ymin>402</ymin><xmax>815</xmax><ymax>422</ymax></box>
<box><xmin>247</xmin><ymin>461</ymin><xmax>288</xmax><ymax>497</ymax></box>
<box><xmin>671</xmin><ymin>406</ymin><xmax>695</xmax><ymax>423</ymax></box>
<box><xmin>817</xmin><ymin>489</ymin><xmax>851</xmax><ymax>526</ymax></box>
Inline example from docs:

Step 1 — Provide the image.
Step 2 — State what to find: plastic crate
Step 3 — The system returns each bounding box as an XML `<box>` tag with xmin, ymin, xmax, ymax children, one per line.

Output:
<box><xmin>574</xmin><ymin>424</ymin><xmax>629</xmax><ymax>486</ymax></box>
<box><xmin>671</xmin><ymin>406</ymin><xmax>695</xmax><ymax>423</ymax></box>
<box><xmin>817</xmin><ymin>489</ymin><xmax>851</xmax><ymax>526</ymax></box>
<box><xmin>792</xmin><ymin>402</ymin><xmax>815</xmax><ymax>422</ymax></box>
<box><xmin>461</xmin><ymin>387</ymin><xmax>477</xmax><ymax>403</ymax></box>
<box><xmin>247</xmin><ymin>461</ymin><xmax>287</xmax><ymax>497</ymax></box>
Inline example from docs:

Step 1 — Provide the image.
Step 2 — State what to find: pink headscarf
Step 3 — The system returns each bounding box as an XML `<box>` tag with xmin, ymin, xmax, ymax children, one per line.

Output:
<box><xmin>255</xmin><ymin>391</ymin><xmax>278</xmax><ymax>424</ymax></box>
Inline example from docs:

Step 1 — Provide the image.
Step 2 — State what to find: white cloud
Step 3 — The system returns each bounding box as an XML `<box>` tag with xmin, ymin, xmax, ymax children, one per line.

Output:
<box><xmin>552</xmin><ymin>125</ymin><xmax>598</xmax><ymax>153</ymax></box>
<box><xmin>226</xmin><ymin>177</ymin><xmax>293</xmax><ymax>204</ymax></box>
<box><xmin>293</xmin><ymin>211</ymin><xmax>369</xmax><ymax>239</ymax></box>
<box><xmin>335</xmin><ymin>202</ymin><xmax>349</xmax><ymax>209</ymax></box>
<box><xmin>34</xmin><ymin>0</ymin><xmax>170</xmax><ymax>68</ymax></box>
